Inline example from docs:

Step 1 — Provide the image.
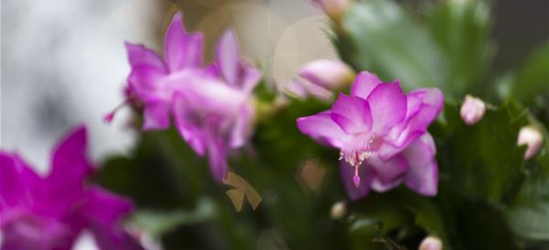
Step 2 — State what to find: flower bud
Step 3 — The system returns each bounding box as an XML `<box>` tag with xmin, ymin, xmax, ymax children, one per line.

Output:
<box><xmin>517</xmin><ymin>126</ymin><xmax>543</xmax><ymax>160</ymax></box>
<box><xmin>460</xmin><ymin>95</ymin><xmax>486</xmax><ymax>125</ymax></box>
<box><xmin>313</xmin><ymin>0</ymin><xmax>351</xmax><ymax>20</ymax></box>
<box><xmin>299</xmin><ymin>60</ymin><xmax>355</xmax><ymax>91</ymax></box>
<box><xmin>419</xmin><ymin>236</ymin><xmax>443</xmax><ymax>250</ymax></box>
<box><xmin>330</xmin><ymin>201</ymin><xmax>347</xmax><ymax>220</ymax></box>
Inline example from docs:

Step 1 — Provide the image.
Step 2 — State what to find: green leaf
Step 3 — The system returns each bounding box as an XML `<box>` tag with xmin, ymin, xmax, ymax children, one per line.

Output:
<box><xmin>512</xmin><ymin>41</ymin><xmax>549</xmax><ymax>104</ymax></box>
<box><xmin>337</xmin><ymin>0</ymin><xmax>446</xmax><ymax>92</ymax></box>
<box><xmin>336</xmin><ymin>0</ymin><xmax>494</xmax><ymax>97</ymax></box>
<box><xmin>436</xmin><ymin>102</ymin><xmax>527</xmax><ymax>204</ymax></box>
<box><xmin>132</xmin><ymin>198</ymin><xmax>218</xmax><ymax>237</ymax></box>
<box><xmin>506</xmin><ymin>174</ymin><xmax>549</xmax><ymax>242</ymax></box>
<box><xmin>423</xmin><ymin>0</ymin><xmax>495</xmax><ymax>95</ymax></box>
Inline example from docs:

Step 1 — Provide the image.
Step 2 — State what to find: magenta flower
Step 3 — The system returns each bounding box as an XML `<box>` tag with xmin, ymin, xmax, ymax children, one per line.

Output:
<box><xmin>172</xmin><ymin>30</ymin><xmax>261</xmax><ymax>182</ymax></box>
<box><xmin>296</xmin><ymin>71</ymin><xmax>443</xmax><ymax>196</ymax></box>
<box><xmin>0</xmin><ymin>126</ymin><xmax>143</xmax><ymax>250</ymax></box>
<box><xmin>124</xmin><ymin>12</ymin><xmax>203</xmax><ymax>130</ymax></box>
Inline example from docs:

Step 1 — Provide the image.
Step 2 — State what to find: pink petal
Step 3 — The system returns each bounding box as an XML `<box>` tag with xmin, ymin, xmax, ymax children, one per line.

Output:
<box><xmin>331</xmin><ymin>93</ymin><xmax>372</xmax><ymax>134</ymax></box>
<box><xmin>350</xmin><ymin>71</ymin><xmax>382</xmax><ymax>99</ymax></box>
<box><xmin>91</xmin><ymin>228</ymin><xmax>144</xmax><ymax>250</ymax></box>
<box><xmin>296</xmin><ymin>112</ymin><xmax>350</xmax><ymax>148</ymax></box>
<box><xmin>205</xmin><ymin>119</ymin><xmax>229</xmax><ymax>182</ymax></box>
<box><xmin>124</xmin><ymin>43</ymin><xmax>165</xmax><ymax>69</ymax></box>
<box><xmin>204</xmin><ymin>63</ymin><xmax>220</xmax><ymax>78</ymax></box>
<box><xmin>43</xmin><ymin>126</ymin><xmax>93</xmax><ymax>216</ymax></box>
<box><xmin>367</xmin><ymin>155</ymin><xmax>409</xmax><ymax>183</ymax></box>
<box><xmin>0</xmin><ymin>153</ymin><xmax>38</xmax><ymax>211</ymax></box>
<box><xmin>370</xmin><ymin>177</ymin><xmax>402</xmax><ymax>193</ymax></box>
<box><xmin>49</xmin><ymin>126</ymin><xmax>93</xmax><ymax>189</ymax></box>
<box><xmin>128</xmin><ymin>65</ymin><xmax>167</xmax><ymax>102</ymax></box>
<box><xmin>379</xmin><ymin>88</ymin><xmax>443</xmax><ymax>160</ymax></box>
<box><xmin>216</xmin><ymin>30</ymin><xmax>240</xmax><ymax>87</ymax></box>
<box><xmin>81</xmin><ymin>187</ymin><xmax>134</xmax><ymax>227</ymax></box>
<box><xmin>164</xmin><ymin>12</ymin><xmax>203</xmax><ymax>71</ymax></box>
<box><xmin>366</xmin><ymin>82</ymin><xmax>407</xmax><ymax>134</ymax></box>
<box><xmin>229</xmin><ymin>105</ymin><xmax>254</xmax><ymax>149</ymax></box>
<box><xmin>142</xmin><ymin>102</ymin><xmax>171</xmax><ymax>131</ymax></box>
<box><xmin>239</xmin><ymin>63</ymin><xmax>262</xmax><ymax>93</ymax></box>
<box><xmin>173</xmin><ymin>97</ymin><xmax>206</xmax><ymax>156</ymax></box>
<box><xmin>402</xmin><ymin>134</ymin><xmax>438</xmax><ymax>196</ymax></box>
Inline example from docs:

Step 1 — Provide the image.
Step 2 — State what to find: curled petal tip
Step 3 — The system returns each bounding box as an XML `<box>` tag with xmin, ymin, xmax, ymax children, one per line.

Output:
<box><xmin>103</xmin><ymin>112</ymin><xmax>115</xmax><ymax>124</ymax></box>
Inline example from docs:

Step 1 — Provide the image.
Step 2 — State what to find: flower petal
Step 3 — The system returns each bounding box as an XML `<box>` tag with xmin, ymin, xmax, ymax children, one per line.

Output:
<box><xmin>239</xmin><ymin>63</ymin><xmax>262</xmax><ymax>93</ymax></box>
<box><xmin>402</xmin><ymin>134</ymin><xmax>438</xmax><ymax>196</ymax></box>
<box><xmin>173</xmin><ymin>97</ymin><xmax>206</xmax><ymax>156</ymax></box>
<box><xmin>215</xmin><ymin>30</ymin><xmax>240</xmax><ymax>87</ymax></box>
<box><xmin>297</xmin><ymin>112</ymin><xmax>350</xmax><ymax>148</ymax></box>
<box><xmin>366</xmin><ymin>82</ymin><xmax>407</xmax><ymax>134</ymax></box>
<box><xmin>81</xmin><ymin>187</ymin><xmax>134</xmax><ymax>227</ymax></box>
<box><xmin>368</xmin><ymin>155</ymin><xmax>409</xmax><ymax>183</ymax></box>
<box><xmin>350</xmin><ymin>71</ymin><xmax>382</xmax><ymax>99</ymax></box>
<box><xmin>142</xmin><ymin>102</ymin><xmax>171</xmax><ymax>131</ymax></box>
<box><xmin>340</xmin><ymin>162</ymin><xmax>375</xmax><ymax>201</ymax></box>
<box><xmin>49</xmin><ymin>126</ymin><xmax>93</xmax><ymax>189</ymax></box>
<box><xmin>0</xmin><ymin>153</ymin><xmax>38</xmax><ymax>211</ymax></box>
<box><xmin>378</xmin><ymin>88</ymin><xmax>443</xmax><ymax>160</ymax></box>
<box><xmin>91</xmin><ymin>228</ymin><xmax>144</xmax><ymax>250</ymax></box>
<box><xmin>164</xmin><ymin>12</ymin><xmax>203</xmax><ymax>71</ymax></box>
<box><xmin>124</xmin><ymin>42</ymin><xmax>165</xmax><ymax>69</ymax></box>
<box><xmin>128</xmin><ymin>65</ymin><xmax>167</xmax><ymax>103</ymax></box>
<box><xmin>228</xmin><ymin>105</ymin><xmax>254</xmax><ymax>149</ymax></box>
<box><xmin>205</xmin><ymin>119</ymin><xmax>229</xmax><ymax>182</ymax></box>
<box><xmin>331</xmin><ymin>93</ymin><xmax>372</xmax><ymax>134</ymax></box>
<box><xmin>41</xmin><ymin>126</ymin><xmax>93</xmax><ymax>216</ymax></box>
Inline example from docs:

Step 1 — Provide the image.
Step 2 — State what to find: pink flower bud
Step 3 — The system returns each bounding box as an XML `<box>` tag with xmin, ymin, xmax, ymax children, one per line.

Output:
<box><xmin>313</xmin><ymin>0</ymin><xmax>351</xmax><ymax>20</ymax></box>
<box><xmin>419</xmin><ymin>236</ymin><xmax>443</xmax><ymax>250</ymax></box>
<box><xmin>299</xmin><ymin>60</ymin><xmax>355</xmax><ymax>91</ymax></box>
<box><xmin>517</xmin><ymin>126</ymin><xmax>543</xmax><ymax>160</ymax></box>
<box><xmin>460</xmin><ymin>95</ymin><xmax>486</xmax><ymax>125</ymax></box>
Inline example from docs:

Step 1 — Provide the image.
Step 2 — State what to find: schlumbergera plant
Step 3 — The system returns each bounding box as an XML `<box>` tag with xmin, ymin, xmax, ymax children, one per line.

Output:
<box><xmin>2</xmin><ymin>0</ymin><xmax>548</xmax><ymax>249</ymax></box>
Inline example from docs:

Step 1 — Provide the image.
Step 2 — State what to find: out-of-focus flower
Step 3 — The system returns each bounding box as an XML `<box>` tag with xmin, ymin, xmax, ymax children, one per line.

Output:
<box><xmin>517</xmin><ymin>126</ymin><xmax>544</xmax><ymax>160</ymax></box>
<box><xmin>115</xmin><ymin>12</ymin><xmax>204</xmax><ymax>130</ymax></box>
<box><xmin>330</xmin><ymin>201</ymin><xmax>347</xmax><ymax>220</ymax></box>
<box><xmin>300</xmin><ymin>59</ymin><xmax>354</xmax><ymax>91</ymax></box>
<box><xmin>460</xmin><ymin>95</ymin><xmax>486</xmax><ymax>125</ymax></box>
<box><xmin>173</xmin><ymin>30</ymin><xmax>261</xmax><ymax>182</ymax></box>
<box><xmin>286</xmin><ymin>60</ymin><xmax>354</xmax><ymax>100</ymax></box>
<box><xmin>419</xmin><ymin>236</ymin><xmax>443</xmax><ymax>250</ymax></box>
<box><xmin>312</xmin><ymin>0</ymin><xmax>352</xmax><ymax>21</ymax></box>
<box><xmin>0</xmin><ymin>126</ymin><xmax>142</xmax><ymax>250</ymax></box>
<box><xmin>297</xmin><ymin>71</ymin><xmax>443</xmax><ymax>194</ymax></box>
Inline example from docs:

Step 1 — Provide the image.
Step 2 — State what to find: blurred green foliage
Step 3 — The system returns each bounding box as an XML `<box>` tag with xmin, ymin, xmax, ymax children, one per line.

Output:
<box><xmin>98</xmin><ymin>0</ymin><xmax>548</xmax><ymax>249</ymax></box>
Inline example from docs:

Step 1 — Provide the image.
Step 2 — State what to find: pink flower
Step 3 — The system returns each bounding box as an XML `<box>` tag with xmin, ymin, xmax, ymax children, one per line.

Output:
<box><xmin>0</xmin><ymin>126</ymin><xmax>142</xmax><ymax>250</ymax></box>
<box><xmin>116</xmin><ymin>12</ymin><xmax>261</xmax><ymax>182</ymax></box>
<box><xmin>124</xmin><ymin>12</ymin><xmax>204</xmax><ymax>130</ymax></box>
<box><xmin>172</xmin><ymin>30</ymin><xmax>261</xmax><ymax>182</ymax></box>
<box><xmin>297</xmin><ymin>71</ymin><xmax>443</xmax><ymax>197</ymax></box>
